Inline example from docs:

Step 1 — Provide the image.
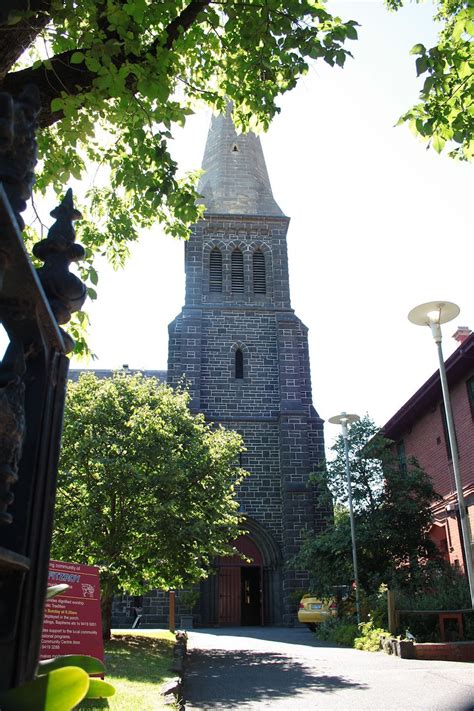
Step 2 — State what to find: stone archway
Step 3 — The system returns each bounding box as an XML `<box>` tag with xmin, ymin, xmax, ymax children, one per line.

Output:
<box><xmin>199</xmin><ymin>518</ymin><xmax>283</xmax><ymax>626</ymax></box>
<box><xmin>243</xmin><ymin>517</ymin><xmax>283</xmax><ymax>625</ymax></box>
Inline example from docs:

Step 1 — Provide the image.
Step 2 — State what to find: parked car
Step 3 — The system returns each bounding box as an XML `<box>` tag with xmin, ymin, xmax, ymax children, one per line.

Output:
<box><xmin>297</xmin><ymin>595</ymin><xmax>336</xmax><ymax>630</ymax></box>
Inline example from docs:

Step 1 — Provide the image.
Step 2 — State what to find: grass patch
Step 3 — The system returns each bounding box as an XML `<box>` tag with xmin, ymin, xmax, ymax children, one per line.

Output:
<box><xmin>75</xmin><ymin>631</ymin><xmax>177</xmax><ymax>711</ymax></box>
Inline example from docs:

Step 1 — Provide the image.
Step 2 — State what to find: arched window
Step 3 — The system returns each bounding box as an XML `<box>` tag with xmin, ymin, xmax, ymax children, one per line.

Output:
<box><xmin>209</xmin><ymin>248</ymin><xmax>222</xmax><ymax>292</ymax></box>
<box><xmin>253</xmin><ymin>250</ymin><xmax>266</xmax><ymax>294</ymax></box>
<box><xmin>231</xmin><ymin>249</ymin><xmax>244</xmax><ymax>293</ymax></box>
<box><xmin>235</xmin><ymin>348</ymin><xmax>244</xmax><ymax>379</ymax></box>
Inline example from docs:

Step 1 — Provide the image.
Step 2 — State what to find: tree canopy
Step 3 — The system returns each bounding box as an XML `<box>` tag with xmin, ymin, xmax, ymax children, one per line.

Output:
<box><xmin>0</xmin><ymin>0</ymin><xmax>360</xmax><ymax>353</ymax></box>
<box><xmin>389</xmin><ymin>0</ymin><xmax>473</xmax><ymax>160</ymax></box>
<box><xmin>0</xmin><ymin>1</ymin><xmax>471</xmax><ymax>353</ymax></box>
<box><xmin>51</xmin><ymin>372</ymin><xmax>247</xmax><ymax>636</ymax></box>
<box><xmin>296</xmin><ymin>415</ymin><xmax>441</xmax><ymax>596</ymax></box>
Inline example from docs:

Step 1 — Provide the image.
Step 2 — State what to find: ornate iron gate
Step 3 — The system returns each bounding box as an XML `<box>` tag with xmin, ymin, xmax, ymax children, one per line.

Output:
<box><xmin>0</xmin><ymin>87</ymin><xmax>86</xmax><ymax>691</ymax></box>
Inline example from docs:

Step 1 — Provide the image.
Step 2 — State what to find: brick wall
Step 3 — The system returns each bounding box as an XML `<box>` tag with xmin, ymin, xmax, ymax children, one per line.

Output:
<box><xmin>395</xmin><ymin>364</ymin><xmax>474</xmax><ymax>570</ymax></box>
<box><xmin>401</xmin><ymin>366</ymin><xmax>474</xmax><ymax>500</ymax></box>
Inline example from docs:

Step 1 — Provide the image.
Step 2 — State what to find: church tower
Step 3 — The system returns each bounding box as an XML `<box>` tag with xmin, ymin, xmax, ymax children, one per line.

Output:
<box><xmin>168</xmin><ymin>109</ymin><xmax>326</xmax><ymax>625</ymax></box>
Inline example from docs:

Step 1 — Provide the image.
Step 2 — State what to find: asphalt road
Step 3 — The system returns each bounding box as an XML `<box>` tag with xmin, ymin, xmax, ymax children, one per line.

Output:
<box><xmin>184</xmin><ymin>626</ymin><xmax>473</xmax><ymax>710</ymax></box>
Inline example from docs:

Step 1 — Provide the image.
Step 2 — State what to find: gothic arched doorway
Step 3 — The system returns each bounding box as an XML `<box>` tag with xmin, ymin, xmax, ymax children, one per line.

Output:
<box><xmin>218</xmin><ymin>535</ymin><xmax>263</xmax><ymax>626</ymax></box>
<box><xmin>198</xmin><ymin>519</ymin><xmax>283</xmax><ymax>626</ymax></box>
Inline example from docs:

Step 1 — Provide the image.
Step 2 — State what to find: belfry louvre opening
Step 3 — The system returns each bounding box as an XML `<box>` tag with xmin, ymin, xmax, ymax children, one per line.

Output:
<box><xmin>209</xmin><ymin>248</ymin><xmax>222</xmax><ymax>292</ymax></box>
<box><xmin>231</xmin><ymin>249</ymin><xmax>244</xmax><ymax>293</ymax></box>
<box><xmin>253</xmin><ymin>250</ymin><xmax>266</xmax><ymax>294</ymax></box>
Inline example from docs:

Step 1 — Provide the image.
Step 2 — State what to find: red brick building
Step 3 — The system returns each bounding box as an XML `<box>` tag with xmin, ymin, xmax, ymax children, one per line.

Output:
<box><xmin>382</xmin><ymin>329</ymin><xmax>474</xmax><ymax>573</ymax></box>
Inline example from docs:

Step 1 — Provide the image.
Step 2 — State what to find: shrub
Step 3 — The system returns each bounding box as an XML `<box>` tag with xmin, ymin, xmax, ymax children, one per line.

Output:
<box><xmin>332</xmin><ymin>622</ymin><xmax>360</xmax><ymax>646</ymax></box>
<box><xmin>312</xmin><ymin>617</ymin><xmax>359</xmax><ymax>646</ymax></box>
<box><xmin>394</xmin><ymin>563</ymin><xmax>473</xmax><ymax>642</ymax></box>
<box><xmin>311</xmin><ymin>618</ymin><xmax>339</xmax><ymax>641</ymax></box>
<box><xmin>354</xmin><ymin>620</ymin><xmax>389</xmax><ymax>652</ymax></box>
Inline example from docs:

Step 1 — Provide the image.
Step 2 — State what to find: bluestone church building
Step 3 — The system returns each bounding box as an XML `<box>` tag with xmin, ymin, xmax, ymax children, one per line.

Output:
<box><xmin>164</xmin><ymin>109</ymin><xmax>327</xmax><ymax>626</ymax></box>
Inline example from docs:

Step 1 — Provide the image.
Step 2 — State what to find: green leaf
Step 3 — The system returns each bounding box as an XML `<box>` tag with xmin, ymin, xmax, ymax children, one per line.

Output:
<box><xmin>50</xmin><ymin>98</ymin><xmax>64</xmax><ymax>113</ymax></box>
<box><xmin>422</xmin><ymin>76</ymin><xmax>435</xmax><ymax>94</ymax></box>
<box><xmin>85</xmin><ymin>56</ymin><xmax>102</xmax><ymax>72</ymax></box>
<box><xmin>85</xmin><ymin>679</ymin><xmax>116</xmax><ymax>699</ymax></box>
<box><xmin>452</xmin><ymin>18</ymin><xmax>465</xmax><ymax>40</ymax></box>
<box><xmin>335</xmin><ymin>50</ymin><xmax>346</xmax><ymax>67</ymax></box>
<box><xmin>431</xmin><ymin>134</ymin><xmax>446</xmax><ymax>153</ymax></box>
<box><xmin>410</xmin><ymin>43</ymin><xmax>426</xmax><ymax>56</ymax></box>
<box><xmin>415</xmin><ymin>56</ymin><xmax>428</xmax><ymax>76</ymax></box>
<box><xmin>70</xmin><ymin>52</ymin><xmax>85</xmax><ymax>64</ymax></box>
<box><xmin>345</xmin><ymin>24</ymin><xmax>358</xmax><ymax>40</ymax></box>
<box><xmin>89</xmin><ymin>267</ymin><xmax>99</xmax><ymax>286</ymax></box>
<box><xmin>0</xmin><ymin>667</ymin><xmax>89</xmax><ymax>711</ymax></box>
<box><xmin>38</xmin><ymin>655</ymin><xmax>105</xmax><ymax>676</ymax></box>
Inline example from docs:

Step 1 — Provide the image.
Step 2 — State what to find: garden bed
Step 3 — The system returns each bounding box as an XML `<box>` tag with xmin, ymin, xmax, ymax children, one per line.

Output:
<box><xmin>382</xmin><ymin>636</ymin><xmax>474</xmax><ymax>662</ymax></box>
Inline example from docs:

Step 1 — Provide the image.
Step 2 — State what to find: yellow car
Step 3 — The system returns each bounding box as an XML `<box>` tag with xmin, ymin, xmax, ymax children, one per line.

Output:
<box><xmin>297</xmin><ymin>595</ymin><xmax>336</xmax><ymax>630</ymax></box>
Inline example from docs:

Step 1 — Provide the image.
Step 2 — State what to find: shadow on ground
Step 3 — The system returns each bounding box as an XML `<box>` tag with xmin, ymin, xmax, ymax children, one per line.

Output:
<box><xmin>190</xmin><ymin>625</ymin><xmax>343</xmax><ymax>648</ymax></box>
<box><xmin>185</xmin><ymin>647</ymin><xmax>367</xmax><ymax>708</ymax></box>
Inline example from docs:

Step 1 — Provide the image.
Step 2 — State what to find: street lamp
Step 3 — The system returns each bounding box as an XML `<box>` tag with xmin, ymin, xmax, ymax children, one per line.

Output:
<box><xmin>328</xmin><ymin>412</ymin><xmax>361</xmax><ymax>623</ymax></box>
<box><xmin>408</xmin><ymin>301</ymin><xmax>474</xmax><ymax>608</ymax></box>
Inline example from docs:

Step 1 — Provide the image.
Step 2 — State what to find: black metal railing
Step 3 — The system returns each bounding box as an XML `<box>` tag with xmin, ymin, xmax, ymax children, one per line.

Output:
<box><xmin>0</xmin><ymin>86</ymin><xmax>86</xmax><ymax>690</ymax></box>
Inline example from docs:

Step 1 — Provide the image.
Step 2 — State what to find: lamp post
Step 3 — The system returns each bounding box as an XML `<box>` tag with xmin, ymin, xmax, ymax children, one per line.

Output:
<box><xmin>328</xmin><ymin>412</ymin><xmax>361</xmax><ymax>623</ymax></box>
<box><xmin>408</xmin><ymin>301</ymin><xmax>474</xmax><ymax>608</ymax></box>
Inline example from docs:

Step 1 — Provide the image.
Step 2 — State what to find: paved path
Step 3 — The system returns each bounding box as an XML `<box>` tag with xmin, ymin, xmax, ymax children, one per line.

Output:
<box><xmin>184</xmin><ymin>627</ymin><xmax>473</xmax><ymax>710</ymax></box>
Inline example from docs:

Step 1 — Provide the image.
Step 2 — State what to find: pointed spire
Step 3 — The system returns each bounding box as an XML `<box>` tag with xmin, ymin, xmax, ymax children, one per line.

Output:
<box><xmin>198</xmin><ymin>107</ymin><xmax>284</xmax><ymax>217</ymax></box>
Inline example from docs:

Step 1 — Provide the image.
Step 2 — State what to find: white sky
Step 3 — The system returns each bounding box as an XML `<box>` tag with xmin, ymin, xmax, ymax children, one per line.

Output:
<box><xmin>40</xmin><ymin>1</ymin><xmax>473</xmax><ymax>448</ymax></box>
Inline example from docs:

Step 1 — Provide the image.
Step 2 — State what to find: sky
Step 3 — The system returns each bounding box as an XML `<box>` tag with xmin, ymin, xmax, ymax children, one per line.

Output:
<box><xmin>28</xmin><ymin>1</ymin><xmax>474</xmax><ymax>449</ymax></box>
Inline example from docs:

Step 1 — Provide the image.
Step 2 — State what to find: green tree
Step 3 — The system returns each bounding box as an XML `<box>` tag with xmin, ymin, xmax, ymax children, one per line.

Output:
<box><xmin>387</xmin><ymin>0</ymin><xmax>474</xmax><ymax>160</ymax></box>
<box><xmin>296</xmin><ymin>415</ymin><xmax>441</xmax><ymax>596</ymax></box>
<box><xmin>0</xmin><ymin>1</ymin><xmax>358</xmax><ymax>354</ymax></box>
<box><xmin>51</xmin><ymin>372</ymin><xmax>247</xmax><ymax>638</ymax></box>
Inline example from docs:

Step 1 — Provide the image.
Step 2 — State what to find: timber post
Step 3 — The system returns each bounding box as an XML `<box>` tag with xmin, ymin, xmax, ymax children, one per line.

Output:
<box><xmin>387</xmin><ymin>588</ymin><xmax>397</xmax><ymax>635</ymax></box>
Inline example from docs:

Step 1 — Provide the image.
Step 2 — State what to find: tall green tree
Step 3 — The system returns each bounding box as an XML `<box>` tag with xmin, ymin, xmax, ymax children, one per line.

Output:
<box><xmin>388</xmin><ymin>0</ymin><xmax>473</xmax><ymax>160</ymax></box>
<box><xmin>1</xmin><ymin>2</ymin><xmax>470</xmax><ymax>354</ymax></box>
<box><xmin>52</xmin><ymin>372</ymin><xmax>247</xmax><ymax>637</ymax></box>
<box><xmin>0</xmin><ymin>1</ymin><xmax>359</xmax><ymax>350</ymax></box>
<box><xmin>296</xmin><ymin>415</ymin><xmax>441</xmax><ymax>596</ymax></box>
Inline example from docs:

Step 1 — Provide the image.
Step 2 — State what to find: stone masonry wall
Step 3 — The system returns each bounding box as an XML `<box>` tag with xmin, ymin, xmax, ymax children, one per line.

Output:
<box><xmin>184</xmin><ymin>215</ymin><xmax>292</xmax><ymax>310</ymax></box>
<box><xmin>165</xmin><ymin>209</ymin><xmax>326</xmax><ymax>625</ymax></box>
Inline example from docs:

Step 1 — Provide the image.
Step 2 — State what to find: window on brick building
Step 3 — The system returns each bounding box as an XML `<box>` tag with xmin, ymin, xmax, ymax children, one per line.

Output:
<box><xmin>440</xmin><ymin>404</ymin><xmax>458</xmax><ymax>460</ymax></box>
<box><xmin>466</xmin><ymin>376</ymin><xmax>474</xmax><ymax>418</ymax></box>
<box><xmin>209</xmin><ymin>248</ymin><xmax>222</xmax><ymax>292</ymax></box>
<box><xmin>253</xmin><ymin>250</ymin><xmax>266</xmax><ymax>294</ymax></box>
<box><xmin>235</xmin><ymin>348</ymin><xmax>244</xmax><ymax>379</ymax></box>
<box><xmin>231</xmin><ymin>249</ymin><xmax>244</xmax><ymax>293</ymax></box>
<box><xmin>396</xmin><ymin>440</ymin><xmax>407</xmax><ymax>473</ymax></box>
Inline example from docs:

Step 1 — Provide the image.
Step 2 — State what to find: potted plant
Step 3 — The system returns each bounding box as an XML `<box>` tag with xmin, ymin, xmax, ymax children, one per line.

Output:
<box><xmin>179</xmin><ymin>590</ymin><xmax>200</xmax><ymax>629</ymax></box>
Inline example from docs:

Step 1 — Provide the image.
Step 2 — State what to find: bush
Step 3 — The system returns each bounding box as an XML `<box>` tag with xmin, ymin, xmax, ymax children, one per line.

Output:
<box><xmin>312</xmin><ymin>617</ymin><xmax>359</xmax><ymax>646</ymax></box>
<box><xmin>354</xmin><ymin>620</ymin><xmax>389</xmax><ymax>652</ymax></box>
<box><xmin>333</xmin><ymin>622</ymin><xmax>360</xmax><ymax>646</ymax></box>
<box><xmin>394</xmin><ymin>563</ymin><xmax>473</xmax><ymax>642</ymax></box>
<box><xmin>311</xmin><ymin>617</ymin><xmax>339</xmax><ymax>641</ymax></box>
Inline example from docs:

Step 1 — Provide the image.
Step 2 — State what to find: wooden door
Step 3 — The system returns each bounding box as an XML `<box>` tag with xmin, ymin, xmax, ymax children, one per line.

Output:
<box><xmin>218</xmin><ymin>566</ymin><xmax>241</xmax><ymax>625</ymax></box>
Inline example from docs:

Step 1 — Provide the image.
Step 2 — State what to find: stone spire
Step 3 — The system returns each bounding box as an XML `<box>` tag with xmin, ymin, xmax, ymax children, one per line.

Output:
<box><xmin>197</xmin><ymin>108</ymin><xmax>284</xmax><ymax>217</ymax></box>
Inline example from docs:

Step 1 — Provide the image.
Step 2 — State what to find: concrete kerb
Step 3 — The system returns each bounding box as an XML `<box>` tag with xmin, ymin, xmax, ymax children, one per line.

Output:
<box><xmin>161</xmin><ymin>630</ymin><xmax>187</xmax><ymax>709</ymax></box>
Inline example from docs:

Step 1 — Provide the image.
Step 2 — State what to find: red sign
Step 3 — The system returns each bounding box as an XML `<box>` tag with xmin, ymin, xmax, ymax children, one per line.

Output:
<box><xmin>40</xmin><ymin>560</ymin><xmax>104</xmax><ymax>662</ymax></box>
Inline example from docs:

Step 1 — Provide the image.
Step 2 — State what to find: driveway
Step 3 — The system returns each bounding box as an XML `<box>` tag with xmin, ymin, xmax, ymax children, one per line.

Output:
<box><xmin>184</xmin><ymin>626</ymin><xmax>473</xmax><ymax>710</ymax></box>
